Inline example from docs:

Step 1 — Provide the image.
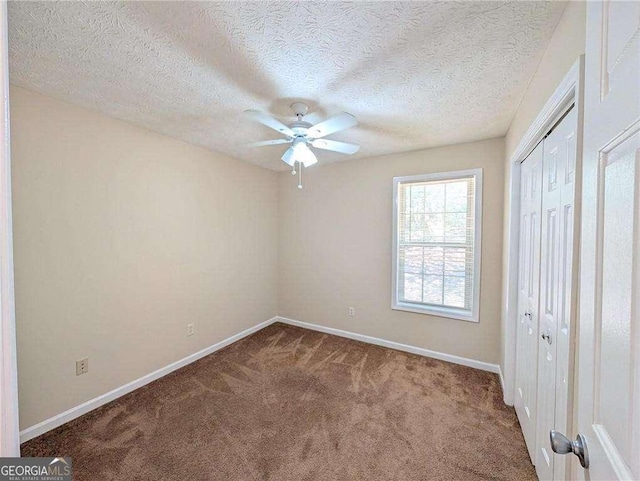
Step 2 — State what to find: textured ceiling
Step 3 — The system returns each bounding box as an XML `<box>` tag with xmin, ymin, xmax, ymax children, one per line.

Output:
<box><xmin>8</xmin><ymin>1</ymin><xmax>566</xmax><ymax>171</ymax></box>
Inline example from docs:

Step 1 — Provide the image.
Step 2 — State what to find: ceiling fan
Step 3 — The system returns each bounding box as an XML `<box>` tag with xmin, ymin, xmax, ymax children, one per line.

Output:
<box><xmin>245</xmin><ymin>102</ymin><xmax>360</xmax><ymax>188</ymax></box>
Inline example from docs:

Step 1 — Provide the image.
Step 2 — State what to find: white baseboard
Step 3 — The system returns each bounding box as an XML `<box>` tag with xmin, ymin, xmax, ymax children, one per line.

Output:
<box><xmin>19</xmin><ymin>316</ymin><xmax>279</xmax><ymax>443</ymax></box>
<box><xmin>276</xmin><ymin>317</ymin><xmax>500</xmax><ymax>374</ymax></box>
<box><xmin>21</xmin><ymin>315</ymin><xmax>502</xmax><ymax>443</ymax></box>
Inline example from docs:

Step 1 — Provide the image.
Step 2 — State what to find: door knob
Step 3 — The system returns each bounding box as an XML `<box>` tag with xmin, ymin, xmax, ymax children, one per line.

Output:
<box><xmin>550</xmin><ymin>430</ymin><xmax>589</xmax><ymax>469</ymax></box>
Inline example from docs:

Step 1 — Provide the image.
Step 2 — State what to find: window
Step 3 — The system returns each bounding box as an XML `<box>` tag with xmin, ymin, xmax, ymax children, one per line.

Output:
<box><xmin>392</xmin><ymin>169</ymin><xmax>482</xmax><ymax>322</ymax></box>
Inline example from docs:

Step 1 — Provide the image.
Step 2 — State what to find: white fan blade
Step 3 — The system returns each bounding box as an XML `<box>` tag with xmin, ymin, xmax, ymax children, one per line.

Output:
<box><xmin>244</xmin><ymin>110</ymin><xmax>295</xmax><ymax>137</ymax></box>
<box><xmin>308</xmin><ymin>112</ymin><xmax>358</xmax><ymax>139</ymax></box>
<box><xmin>311</xmin><ymin>139</ymin><xmax>360</xmax><ymax>154</ymax></box>
<box><xmin>249</xmin><ymin>139</ymin><xmax>291</xmax><ymax>148</ymax></box>
<box><xmin>281</xmin><ymin>147</ymin><xmax>296</xmax><ymax>166</ymax></box>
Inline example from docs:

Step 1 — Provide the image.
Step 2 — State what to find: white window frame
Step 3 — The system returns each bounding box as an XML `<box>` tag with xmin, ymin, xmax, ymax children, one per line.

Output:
<box><xmin>392</xmin><ymin>168</ymin><xmax>483</xmax><ymax>322</ymax></box>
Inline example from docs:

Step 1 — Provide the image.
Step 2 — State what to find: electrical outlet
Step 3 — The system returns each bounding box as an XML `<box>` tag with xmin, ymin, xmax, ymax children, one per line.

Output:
<box><xmin>76</xmin><ymin>358</ymin><xmax>89</xmax><ymax>376</ymax></box>
<box><xmin>348</xmin><ymin>307</ymin><xmax>355</xmax><ymax>318</ymax></box>
<box><xmin>187</xmin><ymin>323</ymin><xmax>195</xmax><ymax>337</ymax></box>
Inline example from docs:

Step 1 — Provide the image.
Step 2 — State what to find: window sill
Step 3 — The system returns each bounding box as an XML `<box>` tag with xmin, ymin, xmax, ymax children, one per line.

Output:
<box><xmin>392</xmin><ymin>302</ymin><xmax>479</xmax><ymax>323</ymax></box>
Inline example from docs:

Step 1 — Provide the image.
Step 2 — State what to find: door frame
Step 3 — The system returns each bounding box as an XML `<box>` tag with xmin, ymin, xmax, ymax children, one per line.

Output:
<box><xmin>0</xmin><ymin>1</ymin><xmax>20</xmax><ymax>457</ymax></box>
<box><xmin>503</xmin><ymin>56</ymin><xmax>585</xmax><ymax>407</ymax></box>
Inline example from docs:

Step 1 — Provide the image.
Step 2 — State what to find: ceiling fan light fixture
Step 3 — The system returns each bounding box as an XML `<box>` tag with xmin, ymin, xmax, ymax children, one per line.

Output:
<box><xmin>280</xmin><ymin>138</ymin><xmax>317</xmax><ymax>168</ymax></box>
<box><xmin>281</xmin><ymin>146</ymin><xmax>296</xmax><ymax>166</ymax></box>
<box><xmin>295</xmin><ymin>143</ymin><xmax>318</xmax><ymax>167</ymax></box>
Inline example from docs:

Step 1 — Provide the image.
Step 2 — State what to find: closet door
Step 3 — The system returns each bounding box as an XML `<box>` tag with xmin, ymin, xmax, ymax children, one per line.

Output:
<box><xmin>515</xmin><ymin>141</ymin><xmax>543</xmax><ymax>462</ymax></box>
<box><xmin>535</xmin><ymin>107</ymin><xmax>579</xmax><ymax>481</ymax></box>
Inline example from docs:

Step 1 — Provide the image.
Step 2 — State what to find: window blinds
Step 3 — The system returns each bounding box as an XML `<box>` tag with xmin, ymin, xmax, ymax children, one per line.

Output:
<box><xmin>397</xmin><ymin>175</ymin><xmax>477</xmax><ymax>312</ymax></box>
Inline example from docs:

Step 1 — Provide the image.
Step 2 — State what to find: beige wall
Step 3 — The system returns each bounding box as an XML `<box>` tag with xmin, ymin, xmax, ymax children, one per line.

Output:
<box><xmin>11</xmin><ymin>87</ymin><xmax>278</xmax><ymax>429</ymax></box>
<box><xmin>505</xmin><ymin>2</ymin><xmax>586</xmax><ymax>159</ymax></box>
<box><xmin>500</xmin><ymin>2</ymin><xmax>585</xmax><ymax>374</ymax></box>
<box><xmin>278</xmin><ymin>138</ymin><xmax>505</xmax><ymax>364</ymax></box>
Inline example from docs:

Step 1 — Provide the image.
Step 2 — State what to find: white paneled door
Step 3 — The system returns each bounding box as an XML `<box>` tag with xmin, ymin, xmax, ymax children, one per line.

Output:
<box><xmin>515</xmin><ymin>106</ymin><xmax>580</xmax><ymax>479</ymax></box>
<box><xmin>576</xmin><ymin>0</ymin><xmax>640</xmax><ymax>479</ymax></box>
<box><xmin>515</xmin><ymin>141</ymin><xmax>543</xmax><ymax>463</ymax></box>
<box><xmin>535</xmin><ymin>107</ymin><xmax>578</xmax><ymax>481</ymax></box>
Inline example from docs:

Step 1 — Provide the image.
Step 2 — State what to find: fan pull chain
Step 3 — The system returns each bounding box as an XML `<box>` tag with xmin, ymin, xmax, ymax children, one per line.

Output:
<box><xmin>291</xmin><ymin>164</ymin><xmax>296</xmax><ymax>175</ymax></box>
<box><xmin>298</xmin><ymin>162</ymin><xmax>303</xmax><ymax>189</ymax></box>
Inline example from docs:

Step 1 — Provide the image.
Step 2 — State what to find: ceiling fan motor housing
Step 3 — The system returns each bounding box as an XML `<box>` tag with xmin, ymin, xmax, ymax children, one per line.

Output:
<box><xmin>290</xmin><ymin>121</ymin><xmax>312</xmax><ymax>137</ymax></box>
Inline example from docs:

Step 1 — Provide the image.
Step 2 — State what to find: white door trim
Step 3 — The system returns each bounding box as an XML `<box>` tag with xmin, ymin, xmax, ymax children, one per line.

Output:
<box><xmin>502</xmin><ymin>56</ymin><xmax>585</xmax><ymax>406</ymax></box>
<box><xmin>0</xmin><ymin>1</ymin><xmax>20</xmax><ymax>457</ymax></box>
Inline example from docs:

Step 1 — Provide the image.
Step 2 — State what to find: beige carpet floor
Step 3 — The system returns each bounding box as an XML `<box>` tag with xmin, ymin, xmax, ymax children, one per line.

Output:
<box><xmin>22</xmin><ymin>322</ymin><xmax>535</xmax><ymax>480</ymax></box>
